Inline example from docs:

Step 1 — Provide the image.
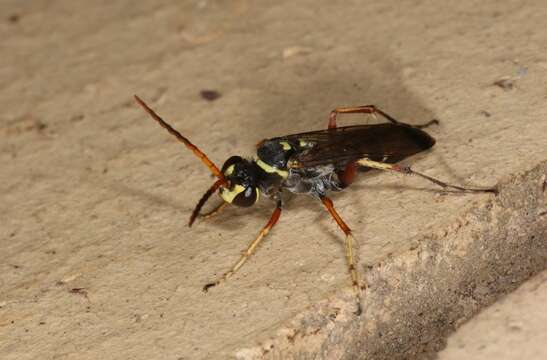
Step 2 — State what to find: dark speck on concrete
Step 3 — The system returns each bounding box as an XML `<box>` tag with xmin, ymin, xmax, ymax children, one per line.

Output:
<box><xmin>200</xmin><ymin>89</ymin><xmax>222</xmax><ymax>101</ymax></box>
<box><xmin>8</xmin><ymin>14</ymin><xmax>20</xmax><ymax>23</ymax></box>
<box><xmin>493</xmin><ymin>78</ymin><xmax>514</xmax><ymax>91</ymax></box>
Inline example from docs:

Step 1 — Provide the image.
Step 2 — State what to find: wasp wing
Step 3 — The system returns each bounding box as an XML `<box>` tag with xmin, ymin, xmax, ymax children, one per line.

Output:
<box><xmin>283</xmin><ymin>123</ymin><xmax>435</xmax><ymax>169</ymax></box>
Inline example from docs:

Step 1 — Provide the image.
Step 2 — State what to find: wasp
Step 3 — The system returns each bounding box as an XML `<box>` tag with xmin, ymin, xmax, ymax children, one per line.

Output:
<box><xmin>134</xmin><ymin>95</ymin><xmax>496</xmax><ymax>315</ymax></box>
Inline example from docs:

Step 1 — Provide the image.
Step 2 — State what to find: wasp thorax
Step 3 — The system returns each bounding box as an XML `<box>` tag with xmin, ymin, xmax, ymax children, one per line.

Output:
<box><xmin>219</xmin><ymin>156</ymin><xmax>260</xmax><ymax>207</ymax></box>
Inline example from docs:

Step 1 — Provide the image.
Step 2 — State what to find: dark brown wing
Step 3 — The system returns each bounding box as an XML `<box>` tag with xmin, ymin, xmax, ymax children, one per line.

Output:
<box><xmin>283</xmin><ymin>123</ymin><xmax>435</xmax><ymax>168</ymax></box>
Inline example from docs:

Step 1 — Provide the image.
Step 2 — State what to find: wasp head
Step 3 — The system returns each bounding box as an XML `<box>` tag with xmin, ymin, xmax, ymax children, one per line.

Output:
<box><xmin>219</xmin><ymin>156</ymin><xmax>260</xmax><ymax>207</ymax></box>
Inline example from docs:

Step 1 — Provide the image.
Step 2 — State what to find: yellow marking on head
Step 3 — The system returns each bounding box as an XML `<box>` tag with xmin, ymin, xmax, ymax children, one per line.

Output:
<box><xmin>279</xmin><ymin>141</ymin><xmax>292</xmax><ymax>151</ymax></box>
<box><xmin>224</xmin><ymin>164</ymin><xmax>235</xmax><ymax>176</ymax></box>
<box><xmin>256</xmin><ymin>159</ymin><xmax>289</xmax><ymax>179</ymax></box>
<box><xmin>219</xmin><ymin>184</ymin><xmax>245</xmax><ymax>203</ymax></box>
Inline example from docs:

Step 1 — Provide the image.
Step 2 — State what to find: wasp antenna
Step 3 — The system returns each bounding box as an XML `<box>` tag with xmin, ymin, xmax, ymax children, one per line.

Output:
<box><xmin>188</xmin><ymin>179</ymin><xmax>225</xmax><ymax>227</ymax></box>
<box><xmin>134</xmin><ymin>95</ymin><xmax>226</xmax><ymax>182</ymax></box>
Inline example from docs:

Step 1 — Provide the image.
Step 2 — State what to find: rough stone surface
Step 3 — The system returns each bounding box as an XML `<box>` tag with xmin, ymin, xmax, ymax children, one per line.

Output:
<box><xmin>237</xmin><ymin>162</ymin><xmax>547</xmax><ymax>359</ymax></box>
<box><xmin>439</xmin><ymin>269</ymin><xmax>547</xmax><ymax>360</ymax></box>
<box><xmin>1</xmin><ymin>1</ymin><xmax>546</xmax><ymax>359</ymax></box>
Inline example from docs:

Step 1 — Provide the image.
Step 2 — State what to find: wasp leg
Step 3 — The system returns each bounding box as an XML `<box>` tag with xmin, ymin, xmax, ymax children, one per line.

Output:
<box><xmin>328</xmin><ymin>105</ymin><xmax>438</xmax><ymax>129</ymax></box>
<box><xmin>203</xmin><ymin>200</ymin><xmax>282</xmax><ymax>292</ymax></box>
<box><xmin>413</xmin><ymin>119</ymin><xmax>439</xmax><ymax>129</ymax></box>
<box><xmin>320</xmin><ymin>196</ymin><xmax>362</xmax><ymax>316</ymax></box>
<box><xmin>329</xmin><ymin>105</ymin><xmax>392</xmax><ymax>129</ymax></box>
<box><xmin>357</xmin><ymin>158</ymin><xmax>498</xmax><ymax>194</ymax></box>
<box><xmin>198</xmin><ymin>201</ymin><xmax>228</xmax><ymax>220</ymax></box>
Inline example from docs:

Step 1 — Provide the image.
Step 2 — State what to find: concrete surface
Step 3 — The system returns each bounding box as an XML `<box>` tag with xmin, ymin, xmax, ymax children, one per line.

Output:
<box><xmin>439</xmin><ymin>269</ymin><xmax>547</xmax><ymax>360</ymax></box>
<box><xmin>0</xmin><ymin>1</ymin><xmax>546</xmax><ymax>359</ymax></box>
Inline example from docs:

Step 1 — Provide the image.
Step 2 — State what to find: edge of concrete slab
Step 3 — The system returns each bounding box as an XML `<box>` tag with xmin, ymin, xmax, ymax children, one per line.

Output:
<box><xmin>236</xmin><ymin>160</ymin><xmax>547</xmax><ymax>360</ymax></box>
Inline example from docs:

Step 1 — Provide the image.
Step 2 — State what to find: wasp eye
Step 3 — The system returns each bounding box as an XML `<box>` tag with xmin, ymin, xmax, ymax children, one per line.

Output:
<box><xmin>232</xmin><ymin>186</ymin><xmax>258</xmax><ymax>207</ymax></box>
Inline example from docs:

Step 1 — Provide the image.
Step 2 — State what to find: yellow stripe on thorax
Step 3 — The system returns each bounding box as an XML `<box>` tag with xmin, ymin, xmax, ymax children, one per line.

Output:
<box><xmin>279</xmin><ymin>141</ymin><xmax>292</xmax><ymax>150</ymax></box>
<box><xmin>256</xmin><ymin>159</ymin><xmax>288</xmax><ymax>179</ymax></box>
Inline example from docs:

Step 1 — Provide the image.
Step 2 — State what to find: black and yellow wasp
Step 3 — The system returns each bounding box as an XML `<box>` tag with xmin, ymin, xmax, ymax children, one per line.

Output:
<box><xmin>134</xmin><ymin>95</ymin><xmax>496</xmax><ymax>315</ymax></box>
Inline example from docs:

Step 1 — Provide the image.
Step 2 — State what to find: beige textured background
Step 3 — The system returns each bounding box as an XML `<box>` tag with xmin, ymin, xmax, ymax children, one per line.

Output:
<box><xmin>440</xmin><ymin>269</ymin><xmax>547</xmax><ymax>360</ymax></box>
<box><xmin>1</xmin><ymin>1</ymin><xmax>546</xmax><ymax>359</ymax></box>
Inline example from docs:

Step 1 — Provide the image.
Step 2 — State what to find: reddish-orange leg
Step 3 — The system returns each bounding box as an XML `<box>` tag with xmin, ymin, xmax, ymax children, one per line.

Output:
<box><xmin>320</xmin><ymin>196</ymin><xmax>362</xmax><ymax>315</ymax></box>
<box><xmin>329</xmin><ymin>106</ymin><xmax>495</xmax><ymax>193</ymax></box>
<box><xmin>328</xmin><ymin>105</ymin><xmax>439</xmax><ymax>129</ymax></box>
<box><xmin>327</xmin><ymin>108</ymin><xmax>365</xmax><ymax>315</ymax></box>
<box><xmin>328</xmin><ymin>108</ymin><xmax>363</xmax><ymax>188</ymax></box>
<box><xmin>357</xmin><ymin>159</ymin><xmax>498</xmax><ymax>194</ymax></box>
<box><xmin>203</xmin><ymin>200</ymin><xmax>282</xmax><ymax>292</ymax></box>
<box><xmin>323</xmin><ymin>107</ymin><xmax>442</xmax><ymax>316</ymax></box>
